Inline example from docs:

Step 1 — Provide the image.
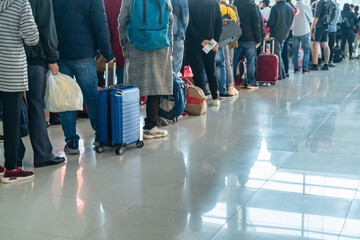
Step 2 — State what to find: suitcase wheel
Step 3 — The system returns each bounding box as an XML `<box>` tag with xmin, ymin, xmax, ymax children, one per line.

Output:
<box><xmin>136</xmin><ymin>140</ymin><xmax>144</xmax><ymax>148</ymax></box>
<box><xmin>115</xmin><ymin>147</ymin><xmax>124</xmax><ymax>155</ymax></box>
<box><xmin>95</xmin><ymin>145</ymin><xmax>105</xmax><ymax>153</ymax></box>
<box><xmin>271</xmin><ymin>83</ymin><xmax>275</xmax><ymax>86</ymax></box>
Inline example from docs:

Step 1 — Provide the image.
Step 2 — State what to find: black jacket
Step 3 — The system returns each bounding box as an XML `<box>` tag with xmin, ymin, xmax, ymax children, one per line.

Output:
<box><xmin>267</xmin><ymin>0</ymin><xmax>294</xmax><ymax>42</ymax></box>
<box><xmin>233</xmin><ymin>0</ymin><xmax>261</xmax><ymax>43</ymax></box>
<box><xmin>341</xmin><ymin>11</ymin><xmax>357</xmax><ymax>31</ymax></box>
<box><xmin>256</xmin><ymin>4</ymin><xmax>266</xmax><ymax>38</ymax></box>
<box><xmin>25</xmin><ymin>0</ymin><xmax>59</xmax><ymax>66</ymax></box>
<box><xmin>186</xmin><ymin>0</ymin><xmax>223</xmax><ymax>44</ymax></box>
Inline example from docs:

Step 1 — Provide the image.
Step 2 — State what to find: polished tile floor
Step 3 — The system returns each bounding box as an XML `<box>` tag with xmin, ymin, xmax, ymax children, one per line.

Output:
<box><xmin>1</xmin><ymin>60</ymin><xmax>360</xmax><ymax>240</ymax></box>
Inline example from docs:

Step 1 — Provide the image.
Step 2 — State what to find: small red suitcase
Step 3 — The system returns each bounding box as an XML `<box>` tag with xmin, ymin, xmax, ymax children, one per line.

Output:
<box><xmin>256</xmin><ymin>39</ymin><xmax>278</xmax><ymax>85</ymax></box>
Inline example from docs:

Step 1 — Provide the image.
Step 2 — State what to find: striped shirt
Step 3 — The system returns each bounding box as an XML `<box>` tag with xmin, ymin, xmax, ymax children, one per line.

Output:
<box><xmin>0</xmin><ymin>0</ymin><xmax>39</xmax><ymax>92</ymax></box>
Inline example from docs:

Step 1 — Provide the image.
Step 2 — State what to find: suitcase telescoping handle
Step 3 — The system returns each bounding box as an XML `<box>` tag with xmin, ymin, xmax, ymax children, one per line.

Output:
<box><xmin>262</xmin><ymin>37</ymin><xmax>275</xmax><ymax>54</ymax></box>
<box><xmin>105</xmin><ymin>61</ymin><xmax>117</xmax><ymax>88</ymax></box>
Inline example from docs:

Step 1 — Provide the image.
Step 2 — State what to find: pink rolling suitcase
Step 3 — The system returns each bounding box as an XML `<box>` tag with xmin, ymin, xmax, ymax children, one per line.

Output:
<box><xmin>256</xmin><ymin>39</ymin><xmax>278</xmax><ymax>85</ymax></box>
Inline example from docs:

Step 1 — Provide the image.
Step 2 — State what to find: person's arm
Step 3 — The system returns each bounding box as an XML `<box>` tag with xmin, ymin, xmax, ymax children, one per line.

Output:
<box><xmin>180</xmin><ymin>0</ymin><xmax>189</xmax><ymax>31</ymax></box>
<box><xmin>257</xmin><ymin>6</ymin><xmax>266</xmax><ymax>38</ymax></box>
<box><xmin>90</xmin><ymin>0</ymin><xmax>114</xmax><ymax>61</ymax></box>
<box><xmin>20</xmin><ymin>0</ymin><xmax>39</xmax><ymax>46</ymax></box>
<box><xmin>310</xmin><ymin>17</ymin><xmax>318</xmax><ymax>37</ymax></box>
<box><xmin>213</xmin><ymin>5</ymin><xmax>223</xmax><ymax>43</ymax></box>
<box><xmin>118</xmin><ymin>0</ymin><xmax>131</xmax><ymax>46</ymax></box>
<box><xmin>266</xmin><ymin>7</ymin><xmax>275</xmax><ymax>29</ymax></box>
<box><xmin>37</xmin><ymin>0</ymin><xmax>59</xmax><ymax>65</ymax></box>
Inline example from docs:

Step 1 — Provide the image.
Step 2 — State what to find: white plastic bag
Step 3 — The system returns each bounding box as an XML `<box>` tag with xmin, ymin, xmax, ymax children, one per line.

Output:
<box><xmin>44</xmin><ymin>72</ymin><xmax>83</xmax><ymax>112</ymax></box>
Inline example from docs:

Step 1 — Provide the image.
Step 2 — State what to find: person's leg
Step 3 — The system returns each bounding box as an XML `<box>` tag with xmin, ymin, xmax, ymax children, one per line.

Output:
<box><xmin>1</xmin><ymin>91</ymin><xmax>22</xmax><ymax>170</ymax></box>
<box><xmin>274</xmin><ymin>40</ymin><xmax>284</xmax><ymax>79</ymax></box>
<box><xmin>224</xmin><ymin>46</ymin><xmax>234</xmax><ymax>87</ymax></box>
<box><xmin>57</xmin><ymin>61</ymin><xmax>79</xmax><ymax>144</ymax></box>
<box><xmin>27</xmin><ymin>65</ymin><xmax>53</xmax><ymax>164</ymax></box>
<box><xmin>144</xmin><ymin>95</ymin><xmax>160</xmax><ymax>130</ymax></box>
<box><xmin>71</xmin><ymin>57</ymin><xmax>100</xmax><ymax>142</ymax></box>
<box><xmin>321</xmin><ymin>42</ymin><xmax>330</xmax><ymax>65</ymax></box>
<box><xmin>233</xmin><ymin>46</ymin><xmax>242</xmax><ymax>75</ymax></box>
<box><xmin>116</xmin><ymin>65</ymin><xmax>124</xmax><ymax>85</ymax></box>
<box><xmin>347</xmin><ymin>30</ymin><xmax>354</xmax><ymax>57</ymax></box>
<box><xmin>292</xmin><ymin>36</ymin><xmax>301</xmax><ymax>70</ymax></box>
<box><xmin>242</xmin><ymin>41</ymin><xmax>257</xmax><ymax>85</ymax></box>
<box><xmin>328</xmin><ymin>32</ymin><xmax>336</xmax><ymax>63</ymax></box>
<box><xmin>341</xmin><ymin>30</ymin><xmax>346</xmax><ymax>54</ymax></box>
<box><xmin>215</xmin><ymin>47</ymin><xmax>227</xmax><ymax>94</ymax></box>
<box><xmin>281</xmin><ymin>37</ymin><xmax>290</xmax><ymax>74</ymax></box>
<box><xmin>172</xmin><ymin>40</ymin><xmax>185</xmax><ymax>74</ymax></box>
<box><xmin>302</xmin><ymin>33</ymin><xmax>311</xmax><ymax>70</ymax></box>
<box><xmin>186</xmin><ymin>43</ymin><xmax>206</xmax><ymax>93</ymax></box>
<box><xmin>203</xmin><ymin>50</ymin><xmax>219</xmax><ymax>100</ymax></box>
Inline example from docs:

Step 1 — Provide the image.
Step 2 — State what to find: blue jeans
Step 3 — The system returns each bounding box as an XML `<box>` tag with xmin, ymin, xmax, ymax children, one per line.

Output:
<box><xmin>292</xmin><ymin>33</ymin><xmax>310</xmax><ymax>70</ymax></box>
<box><xmin>233</xmin><ymin>41</ymin><xmax>256</xmax><ymax>85</ymax></box>
<box><xmin>172</xmin><ymin>40</ymin><xmax>185</xmax><ymax>74</ymax></box>
<box><xmin>58</xmin><ymin>57</ymin><xmax>99</xmax><ymax>143</ymax></box>
<box><xmin>215</xmin><ymin>47</ymin><xmax>227</xmax><ymax>94</ymax></box>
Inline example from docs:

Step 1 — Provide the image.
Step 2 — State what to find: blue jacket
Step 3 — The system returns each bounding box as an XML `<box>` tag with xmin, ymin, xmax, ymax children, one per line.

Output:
<box><xmin>171</xmin><ymin>0</ymin><xmax>189</xmax><ymax>40</ymax></box>
<box><xmin>52</xmin><ymin>0</ymin><xmax>114</xmax><ymax>61</ymax></box>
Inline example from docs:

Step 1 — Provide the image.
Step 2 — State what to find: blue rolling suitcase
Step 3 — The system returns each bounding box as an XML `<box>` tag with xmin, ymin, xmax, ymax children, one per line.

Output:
<box><xmin>95</xmin><ymin>62</ymin><xmax>144</xmax><ymax>155</ymax></box>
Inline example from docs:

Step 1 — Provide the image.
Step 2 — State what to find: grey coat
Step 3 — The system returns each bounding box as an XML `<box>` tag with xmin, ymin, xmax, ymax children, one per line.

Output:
<box><xmin>118</xmin><ymin>0</ymin><xmax>173</xmax><ymax>96</ymax></box>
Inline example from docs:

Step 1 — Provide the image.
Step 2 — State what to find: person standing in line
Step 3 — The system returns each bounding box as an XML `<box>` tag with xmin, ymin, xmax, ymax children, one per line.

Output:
<box><xmin>261</xmin><ymin>0</ymin><xmax>271</xmax><ymax>20</ymax></box>
<box><xmin>19</xmin><ymin>0</ymin><xmax>66</xmax><ymax>168</ymax></box>
<box><xmin>233</xmin><ymin>0</ymin><xmax>262</xmax><ymax>88</ymax></box>
<box><xmin>185</xmin><ymin>0</ymin><xmax>223</xmax><ymax>106</ymax></box>
<box><xmin>171</xmin><ymin>0</ymin><xmax>189</xmax><ymax>75</ymax></box>
<box><xmin>340</xmin><ymin>3</ymin><xmax>357</xmax><ymax>60</ymax></box>
<box><xmin>0</xmin><ymin>0</ymin><xmax>39</xmax><ymax>183</ymax></box>
<box><xmin>52</xmin><ymin>0</ymin><xmax>115</xmax><ymax>154</ymax></box>
<box><xmin>118</xmin><ymin>0</ymin><xmax>173</xmax><ymax>138</ymax></box>
<box><xmin>292</xmin><ymin>0</ymin><xmax>313</xmax><ymax>74</ymax></box>
<box><xmin>267</xmin><ymin>0</ymin><xmax>294</xmax><ymax>80</ymax></box>
<box><xmin>309</xmin><ymin>0</ymin><xmax>331</xmax><ymax>70</ymax></box>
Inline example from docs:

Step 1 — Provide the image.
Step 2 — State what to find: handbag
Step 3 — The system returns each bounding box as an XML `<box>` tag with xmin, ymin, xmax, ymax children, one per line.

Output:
<box><xmin>96</xmin><ymin>53</ymin><xmax>115</xmax><ymax>72</ymax></box>
<box><xmin>181</xmin><ymin>78</ymin><xmax>207</xmax><ymax>116</ymax></box>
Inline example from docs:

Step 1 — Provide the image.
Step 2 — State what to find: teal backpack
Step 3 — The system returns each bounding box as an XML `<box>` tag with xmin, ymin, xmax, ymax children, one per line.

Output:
<box><xmin>127</xmin><ymin>0</ymin><xmax>171</xmax><ymax>50</ymax></box>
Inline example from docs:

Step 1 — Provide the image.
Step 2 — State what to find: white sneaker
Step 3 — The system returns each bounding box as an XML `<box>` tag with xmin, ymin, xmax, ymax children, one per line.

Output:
<box><xmin>212</xmin><ymin>99</ymin><xmax>220</xmax><ymax>106</ymax></box>
<box><xmin>228</xmin><ymin>87</ymin><xmax>239</xmax><ymax>96</ymax></box>
<box><xmin>143</xmin><ymin>126</ymin><xmax>168</xmax><ymax>139</ymax></box>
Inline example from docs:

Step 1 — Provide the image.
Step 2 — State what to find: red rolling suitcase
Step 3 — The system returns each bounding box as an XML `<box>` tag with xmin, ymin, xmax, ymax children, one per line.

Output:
<box><xmin>256</xmin><ymin>39</ymin><xmax>278</xmax><ymax>85</ymax></box>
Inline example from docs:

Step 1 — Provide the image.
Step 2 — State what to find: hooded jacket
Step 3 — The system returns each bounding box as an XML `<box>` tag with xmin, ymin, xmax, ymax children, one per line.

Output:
<box><xmin>0</xmin><ymin>0</ymin><xmax>39</xmax><ymax>92</ymax></box>
<box><xmin>233</xmin><ymin>0</ymin><xmax>261</xmax><ymax>43</ymax></box>
<box><xmin>25</xmin><ymin>0</ymin><xmax>59</xmax><ymax>67</ymax></box>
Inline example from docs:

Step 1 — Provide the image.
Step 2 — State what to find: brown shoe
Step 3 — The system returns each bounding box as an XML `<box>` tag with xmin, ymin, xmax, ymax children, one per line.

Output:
<box><xmin>1</xmin><ymin>168</ymin><xmax>34</xmax><ymax>184</ymax></box>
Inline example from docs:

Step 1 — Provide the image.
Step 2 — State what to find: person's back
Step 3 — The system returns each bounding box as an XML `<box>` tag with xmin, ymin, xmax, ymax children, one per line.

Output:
<box><xmin>186</xmin><ymin>0</ymin><xmax>223</xmax><ymax>44</ymax></box>
<box><xmin>233</xmin><ymin>0</ymin><xmax>261</xmax><ymax>43</ymax></box>
<box><xmin>293</xmin><ymin>0</ymin><xmax>313</xmax><ymax>36</ymax></box>
<box><xmin>52</xmin><ymin>0</ymin><xmax>114</xmax><ymax>61</ymax></box>
<box><xmin>267</xmin><ymin>0</ymin><xmax>294</xmax><ymax>42</ymax></box>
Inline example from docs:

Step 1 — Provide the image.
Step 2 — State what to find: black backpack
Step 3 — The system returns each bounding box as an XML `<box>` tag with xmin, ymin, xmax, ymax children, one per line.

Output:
<box><xmin>333</xmin><ymin>45</ymin><xmax>344</xmax><ymax>63</ymax></box>
<box><xmin>323</xmin><ymin>0</ymin><xmax>339</xmax><ymax>25</ymax></box>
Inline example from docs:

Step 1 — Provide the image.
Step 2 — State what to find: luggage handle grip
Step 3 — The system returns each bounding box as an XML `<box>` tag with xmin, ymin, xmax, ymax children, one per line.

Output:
<box><xmin>263</xmin><ymin>37</ymin><xmax>275</xmax><ymax>54</ymax></box>
<box><xmin>105</xmin><ymin>61</ymin><xmax>117</xmax><ymax>88</ymax></box>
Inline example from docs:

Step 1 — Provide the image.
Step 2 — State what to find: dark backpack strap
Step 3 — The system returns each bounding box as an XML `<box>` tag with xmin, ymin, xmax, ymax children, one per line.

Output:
<box><xmin>69</xmin><ymin>0</ymin><xmax>91</xmax><ymax>26</ymax></box>
<box><xmin>156</xmin><ymin>0</ymin><xmax>163</xmax><ymax>24</ymax></box>
<box><xmin>143</xmin><ymin>0</ymin><xmax>146</xmax><ymax>24</ymax></box>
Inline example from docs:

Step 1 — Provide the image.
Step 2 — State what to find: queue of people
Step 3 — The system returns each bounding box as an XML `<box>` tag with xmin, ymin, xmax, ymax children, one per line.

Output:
<box><xmin>0</xmin><ymin>0</ymin><xmax>359</xmax><ymax>184</ymax></box>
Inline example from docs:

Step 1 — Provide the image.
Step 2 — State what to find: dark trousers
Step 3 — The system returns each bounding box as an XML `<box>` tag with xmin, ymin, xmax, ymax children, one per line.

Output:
<box><xmin>144</xmin><ymin>95</ymin><xmax>161</xmax><ymax>130</ymax></box>
<box><xmin>281</xmin><ymin>37</ymin><xmax>291</xmax><ymax>74</ymax></box>
<box><xmin>341</xmin><ymin>29</ymin><xmax>354</xmax><ymax>57</ymax></box>
<box><xmin>274</xmin><ymin>40</ymin><xmax>285</xmax><ymax>79</ymax></box>
<box><xmin>24</xmin><ymin>65</ymin><xmax>53</xmax><ymax>163</ymax></box>
<box><xmin>328</xmin><ymin>32</ymin><xmax>336</xmax><ymax>62</ymax></box>
<box><xmin>0</xmin><ymin>91</ymin><xmax>23</xmax><ymax>170</ymax></box>
<box><xmin>186</xmin><ymin>42</ymin><xmax>219</xmax><ymax>100</ymax></box>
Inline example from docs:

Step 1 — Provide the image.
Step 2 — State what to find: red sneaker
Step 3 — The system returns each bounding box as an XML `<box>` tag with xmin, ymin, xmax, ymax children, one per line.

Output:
<box><xmin>0</xmin><ymin>165</ymin><xmax>4</xmax><ymax>176</ymax></box>
<box><xmin>1</xmin><ymin>168</ymin><xmax>34</xmax><ymax>184</ymax></box>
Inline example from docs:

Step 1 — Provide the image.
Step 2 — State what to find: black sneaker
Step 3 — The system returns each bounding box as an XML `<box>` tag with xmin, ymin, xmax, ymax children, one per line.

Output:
<box><xmin>219</xmin><ymin>92</ymin><xmax>234</xmax><ymax>98</ymax></box>
<box><xmin>294</xmin><ymin>68</ymin><xmax>300</xmax><ymax>73</ymax></box>
<box><xmin>349</xmin><ymin>56</ymin><xmax>354</xmax><ymax>60</ymax></box>
<box><xmin>204</xmin><ymin>91</ymin><xmax>211</xmax><ymax>97</ymax></box>
<box><xmin>285</xmin><ymin>73</ymin><xmax>290</xmax><ymax>78</ymax></box>
<box><xmin>64</xmin><ymin>139</ymin><xmax>80</xmax><ymax>155</ymax></box>
<box><xmin>321</xmin><ymin>64</ymin><xmax>328</xmax><ymax>70</ymax></box>
<box><xmin>302</xmin><ymin>68</ymin><xmax>310</xmax><ymax>74</ymax></box>
<box><xmin>310</xmin><ymin>65</ymin><xmax>319</xmax><ymax>71</ymax></box>
<box><xmin>0</xmin><ymin>135</ymin><xmax>3</xmax><ymax>143</ymax></box>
